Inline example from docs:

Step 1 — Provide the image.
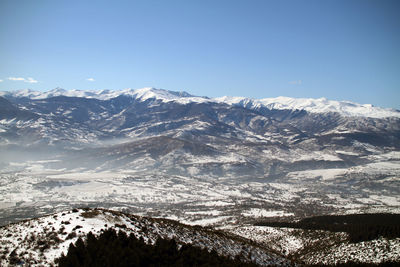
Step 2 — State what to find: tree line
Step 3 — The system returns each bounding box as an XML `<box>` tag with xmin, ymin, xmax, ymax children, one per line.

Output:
<box><xmin>255</xmin><ymin>213</ymin><xmax>400</xmax><ymax>243</ymax></box>
<box><xmin>57</xmin><ymin>228</ymin><xmax>259</xmax><ymax>267</ymax></box>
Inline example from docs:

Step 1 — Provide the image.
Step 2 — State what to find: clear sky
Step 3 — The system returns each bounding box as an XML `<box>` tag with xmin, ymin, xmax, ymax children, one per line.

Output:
<box><xmin>0</xmin><ymin>0</ymin><xmax>399</xmax><ymax>108</ymax></box>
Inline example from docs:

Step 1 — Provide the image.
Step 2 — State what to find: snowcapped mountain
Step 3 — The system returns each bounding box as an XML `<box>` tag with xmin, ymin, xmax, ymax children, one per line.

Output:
<box><xmin>2</xmin><ymin>87</ymin><xmax>399</xmax><ymax>118</ymax></box>
<box><xmin>0</xmin><ymin>87</ymin><xmax>201</xmax><ymax>102</ymax></box>
<box><xmin>215</xmin><ymin>95</ymin><xmax>400</xmax><ymax>119</ymax></box>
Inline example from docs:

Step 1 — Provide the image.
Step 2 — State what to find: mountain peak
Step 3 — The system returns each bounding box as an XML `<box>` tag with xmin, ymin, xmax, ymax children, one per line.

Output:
<box><xmin>131</xmin><ymin>87</ymin><xmax>193</xmax><ymax>101</ymax></box>
<box><xmin>257</xmin><ymin>96</ymin><xmax>399</xmax><ymax>118</ymax></box>
<box><xmin>217</xmin><ymin>95</ymin><xmax>400</xmax><ymax>119</ymax></box>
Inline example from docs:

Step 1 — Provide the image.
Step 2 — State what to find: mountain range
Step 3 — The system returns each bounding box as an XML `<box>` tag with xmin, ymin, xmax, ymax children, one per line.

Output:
<box><xmin>0</xmin><ymin>87</ymin><xmax>399</xmax><ymax>174</ymax></box>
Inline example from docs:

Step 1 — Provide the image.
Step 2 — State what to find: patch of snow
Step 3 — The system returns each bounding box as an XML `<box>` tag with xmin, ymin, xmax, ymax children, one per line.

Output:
<box><xmin>185</xmin><ymin>210</ymin><xmax>222</xmax><ymax>216</ymax></box>
<box><xmin>186</xmin><ymin>216</ymin><xmax>231</xmax><ymax>226</ymax></box>
<box><xmin>200</xmin><ymin>201</ymin><xmax>233</xmax><ymax>207</ymax></box>
<box><xmin>287</xmin><ymin>168</ymin><xmax>347</xmax><ymax>181</ymax></box>
<box><xmin>295</xmin><ymin>151</ymin><xmax>343</xmax><ymax>162</ymax></box>
<box><xmin>242</xmin><ymin>209</ymin><xmax>294</xmax><ymax>218</ymax></box>
<box><xmin>0</xmin><ymin>202</ymin><xmax>16</xmax><ymax>209</ymax></box>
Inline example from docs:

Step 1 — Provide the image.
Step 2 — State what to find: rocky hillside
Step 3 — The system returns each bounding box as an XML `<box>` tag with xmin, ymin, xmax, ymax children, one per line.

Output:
<box><xmin>0</xmin><ymin>208</ymin><xmax>293</xmax><ymax>266</ymax></box>
<box><xmin>1</xmin><ymin>208</ymin><xmax>399</xmax><ymax>266</ymax></box>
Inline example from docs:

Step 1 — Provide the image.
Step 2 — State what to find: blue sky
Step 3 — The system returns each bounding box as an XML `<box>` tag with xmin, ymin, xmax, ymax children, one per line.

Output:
<box><xmin>0</xmin><ymin>0</ymin><xmax>399</xmax><ymax>108</ymax></box>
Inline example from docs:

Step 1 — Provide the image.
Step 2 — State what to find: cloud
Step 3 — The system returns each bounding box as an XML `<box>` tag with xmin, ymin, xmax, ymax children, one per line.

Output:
<box><xmin>26</xmin><ymin>77</ymin><xmax>38</xmax><ymax>83</ymax></box>
<box><xmin>8</xmin><ymin>77</ymin><xmax>38</xmax><ymax>83</ymax></box>
<box><xmin>288</xmin><ymin>80</ymin><xmax>302</xmax><ymax>85</ymax></box>
<box><xmin>8</xmin><ymin>77</ymin><xmax>26</xmax><ymax>81</ymax></box>
<box><xmin>86</xmin><ymin>78</ymin><xmax>95</xmax><ymax>82</ymax></box>
<box><xmin>0</xmin><ymin>79</ymin><xmax>3</xmax><ymax>82</ymax></box>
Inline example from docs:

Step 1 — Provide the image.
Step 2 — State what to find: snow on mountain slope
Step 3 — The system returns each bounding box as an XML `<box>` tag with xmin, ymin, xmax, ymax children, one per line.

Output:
<box><xmin>0</xmin><ymin>208</ymin><xmax>293</xmax><ymax>266</ymax></box>
<box><xmin>229</xmin><ymin>225</ymin><xmax>400</xmax><ymax>265</ymax></box>
<box><xmin>2</xmin><ymin>88</ymin><xmax>399</xmax><ymax>118</ymax></box>
<box><xmin>0</xmin><ymin>87</ymin><xmax>203</xmax><ymax>102</ymax></box>
<box><xmin>216</xmin><ymin>95</ymin><xmax>400</xmax><ymax>118</ymax></box>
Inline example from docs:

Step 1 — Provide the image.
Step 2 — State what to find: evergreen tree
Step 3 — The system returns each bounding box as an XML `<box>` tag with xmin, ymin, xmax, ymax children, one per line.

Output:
<box><xmin>57</xmin><ymin>228</ymin><xmax>260</xmax><ymax>267</ymax></box>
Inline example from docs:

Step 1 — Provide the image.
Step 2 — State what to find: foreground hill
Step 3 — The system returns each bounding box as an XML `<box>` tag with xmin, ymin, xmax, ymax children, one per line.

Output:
<box><xmin>1</xmin><ymin>208</ymin><xmax>399</xmax><ymax>266</ymax></box>
<box><xmin>0</xmin><ymin>208</ymin><xmax>292</xmax><ymax>266</ymax></box>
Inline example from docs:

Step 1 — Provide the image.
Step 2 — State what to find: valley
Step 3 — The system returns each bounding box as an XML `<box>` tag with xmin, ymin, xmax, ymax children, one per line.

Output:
<box><xmin>1</xmin><ymin>150</ymin><xmax>399</xmax><ymax>228</ymax></box>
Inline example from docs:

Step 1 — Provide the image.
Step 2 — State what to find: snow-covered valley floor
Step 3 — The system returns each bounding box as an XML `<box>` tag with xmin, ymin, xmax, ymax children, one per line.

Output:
<box><xmin>0</xmin><ymin>152</ymin><xmax>399</xmax><ymax>266</ymax></box>
<box><xmin>1</xmin><ymin>154</ymin><xmax>399</xmax><ymax>227</ymax></box>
